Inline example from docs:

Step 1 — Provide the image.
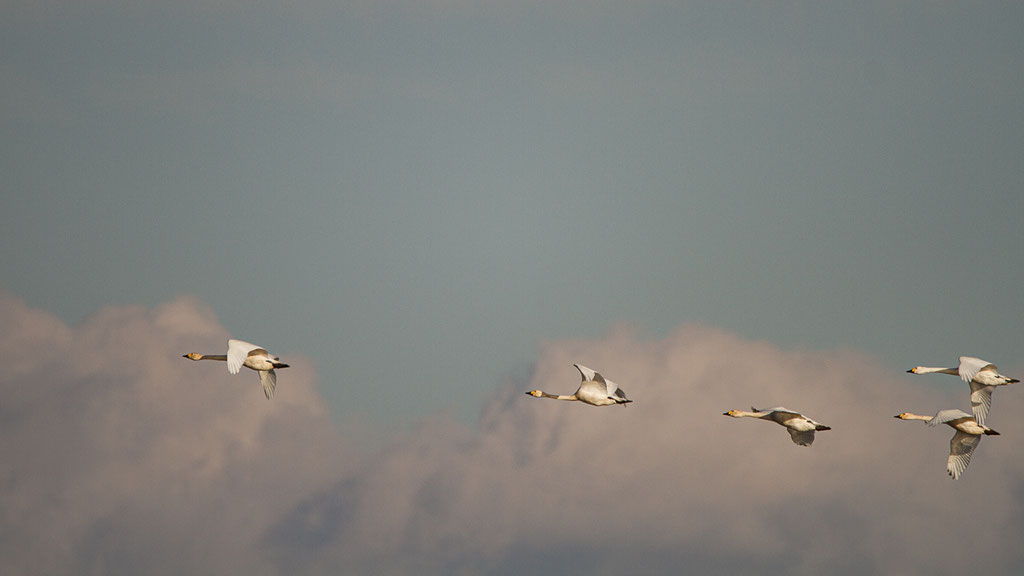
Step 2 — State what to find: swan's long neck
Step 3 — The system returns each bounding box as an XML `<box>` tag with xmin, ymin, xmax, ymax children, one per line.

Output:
<box><xmin>197</xmin><ymin>354</ymin><xmax>227</xmax><ymax>361</ymax></box>
<box><xmin>731</xmin><ymin>410</ymin><xmax>765</xmax><ymax>418</ymax></box>
<box><xmin>912</xmin><ymin>366</ymin><xmax>958</xmax><ymax>376</ymax></box>
<box><xmin>541</xmin><ymin>391</ymin><xmax>578</xmax><ymax>401</ymax></box>
<box><xmin>899</xmin><ymin>413</ymin><xmax>933</xmax><ymax>422</ymax></box>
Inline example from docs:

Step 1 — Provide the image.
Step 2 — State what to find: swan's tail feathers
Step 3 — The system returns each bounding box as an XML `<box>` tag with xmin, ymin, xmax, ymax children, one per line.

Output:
<box><xmin>815</xmin><ymin>424</ymin><xmax>832</xmax><ymax>431</ymax></box>
<box><xmin>985</xmin><ymin>429</ymin><xmax>1001</xmax><ymax>436</ymax></box>
<box><xmin>273</xmin><ymin>362</ymin><xmax>290</xmax><ymax>369</ymax></box>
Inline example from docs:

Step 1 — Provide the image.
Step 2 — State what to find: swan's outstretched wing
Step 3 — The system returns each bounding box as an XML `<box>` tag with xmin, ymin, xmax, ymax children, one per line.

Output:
<box><xmin>787</xmin><ymin>428</ymin><xmax>815</xmax><ymax>446</ymax></box>
<box><xmin>259</xmin><ymin>369</ymin><xmax>277</xmax><ymax>400</ymax></box>
<box><xmin>947</xmin><ymin>430</ymin><xmax>981</xmax><ymax>480</ymax></box>
<box><xmin>604</xmin><ymin>379</ymin><xmax>630</xmax><ymax>403</ymax></box>
<box><xmin>959</xmin><ymin>357</ymin><xmax>994</xmax><ymax>384</ymax></box>
<box><xmin>574</xmin><ymin>364</ymin><xmax>598</xmax><ymax>382</ymax></box>
<box><xmin>969</xmin><ymin>381</ymin><xmax>994</xmax><ymax>426</ymax></box>
<box><xmin>227</xmin><ymin>339</ymin><xmax>260</xmax><ymax>374</ymax></box>
<box><xmin>755</xmin><ymin>407</ymin><xmax>802</xmax><ymax>425</ymax></box>
<box><xmin>927</xmin><ymin>409</ymin><xmax>973</xmax><ymax>427</ymax></box>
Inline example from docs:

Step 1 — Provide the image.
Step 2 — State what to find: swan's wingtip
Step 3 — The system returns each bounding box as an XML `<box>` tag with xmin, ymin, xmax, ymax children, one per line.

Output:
<box><xmin>573</xmin><ymin>364</ymin><xmax>596</xmax><ymax>378</ymax></box>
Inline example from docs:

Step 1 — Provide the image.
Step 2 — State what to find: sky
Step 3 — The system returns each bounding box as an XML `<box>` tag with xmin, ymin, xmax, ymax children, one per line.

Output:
<box><xmin>2</xmin><ymin>1</ymin><xmax>1024</xmax><ymax>574</ymax></box>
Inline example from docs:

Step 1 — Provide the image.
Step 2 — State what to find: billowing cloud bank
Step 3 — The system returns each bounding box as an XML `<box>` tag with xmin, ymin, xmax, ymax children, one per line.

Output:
<box><xmin>0</xmin><ymin>295</ymin><xmax>352</xmax><ymax>576</ymax></box>
<box><xmin>2</xmin><ymin>295</ymin><xmax>1023</xmax><ymax>575</ymax></box>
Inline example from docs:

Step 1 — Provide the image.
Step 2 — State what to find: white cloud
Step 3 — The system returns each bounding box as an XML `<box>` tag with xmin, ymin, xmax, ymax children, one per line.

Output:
<box><xmin>2</xmin><ymin>295</ymin><xmax>1023</xmax><ymax>574</ymax></box>
<box><xmin>0</xmin><ymin>294</ymin><xmax>353</xmax><ymax>575</ymax></box>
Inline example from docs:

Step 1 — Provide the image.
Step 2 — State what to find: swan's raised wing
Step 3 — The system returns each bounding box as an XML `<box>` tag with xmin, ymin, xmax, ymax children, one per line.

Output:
<box><xmin>574</xmin><ymin>364</ymin><xmax>599</xmax><ymax>382</ymax></box>
<box><xmin>259</xmin><ymin>369</ymin><xmax>277</xmax><ymax>400</ymax></box>
<box><xmin>947</xmin><ymin>430</ymin><xmax>981</xmax><ymax>480</ymax></box>
<box><xmin>227</xmin><ymin>339</ymin><xmax>260</xmax><ymax>374</ymax></box>
<box><xmin>753</xmin><ymin>406</ymin><xmax>791</xmax><ymax>414</ymax></box>
<box><xmin>969</xmin><ymin>381</ymin><xmax>994</xmax><ymax>427</ymax></box>
<box><xmin>959</xmin><ymin>357</ymin><xmax>994</xmax><ymax>384</ymax></box>
<box><xmin>787</xmin><ymin>428</ymin><xmax>815</xmax><ymax>446</ymax></box>
<box><xmin>756</xmin><ymin>407</ymin><xmax>802</xmax><ymax>425</ymax></box>
<box><xmin>927</xmin><ymin>409</ymin><xmax>973</xmax><ymax>427</ymax></box>
<box><xmin>604</xmin><ymin>379</ymin><xmax>630</xmax><ymax>403</ymax></box>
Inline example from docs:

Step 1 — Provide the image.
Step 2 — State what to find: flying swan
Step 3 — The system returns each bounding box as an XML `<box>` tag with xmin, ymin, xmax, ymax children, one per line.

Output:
<box><xmin>722</xmin><ymin>407</ymin><xmax>831</xmax><ymax>446</ymax></box>
<box><xmin>183</xmin><ymin>339</ymin><xmax>290</xmax><ymax>399</ymax></box>
<box><xmin>894</xmin><ymin>409</ymin><xmax>1000</xmax><ymax>480</ymax></box>
<box><xmin>907</xmin><ymin>357</ymin><xmax>1019</xmax><ymax>426</ymax></box>
<box><xmin>525</xmin><ymin>364</ymin><xmax>632</xmax><ymax>406</ymax></box>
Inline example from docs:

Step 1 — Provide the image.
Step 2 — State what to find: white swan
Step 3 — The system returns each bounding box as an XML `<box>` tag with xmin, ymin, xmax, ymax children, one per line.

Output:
<box><xmin>525</xmin><ymin>364</ymin><xmax>632</xmax><ymax>407</ymax></box>
<box><xmin>907</xmin><ymin>357</ymin><xmax>1019</xmax><ymax>426</ymax></box>
<box><xmin>894</xmin><ymin>409</ymin><xmax>1000</xmax><ymax>479</ymax></box>
<box><xmin>184</xmin><ymin>339</ymin><xmax>289</xmax><ymax>399</ymax></box>
<box><xmin>722</xmin><ymin>407</ymin><xmax>831</xmax><ymax>446</ymax></box>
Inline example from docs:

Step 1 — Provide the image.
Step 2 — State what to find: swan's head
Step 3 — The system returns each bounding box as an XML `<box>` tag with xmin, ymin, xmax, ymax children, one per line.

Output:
<box><xmin>525</xmin><ymin>390</ymin><xmax>543</xmax><ymax>398</ymax></box>
<box><xmin>723</xmin><ymin>409</ymin><xmax>740</xmax><ymax>417</ymax></box>
<box><xmin>894</xmin><ymin>413</ymin><xmax>910</xmax><ymax>420</ymax></box>
<box><xmin>907</xmin><ymin>367</ymin><xmax>922</xmax><ymax>374</ymax></box>
<box><xmin>183</xmin><ymin>353</ymin><xmax>203</xmax><ymax>361</ymax></box>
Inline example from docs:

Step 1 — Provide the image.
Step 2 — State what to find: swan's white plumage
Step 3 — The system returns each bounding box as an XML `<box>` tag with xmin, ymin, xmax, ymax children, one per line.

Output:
<box><xmin>926</xmin><ymin>408</ymin><xmax>973</xmax><ymax>427</ymax></box>
<box><xmin>574</xmin><ymin>364</ymin><xmax>598</xmax><ymax>382</ymax></box>
<box><xmin>957</xmin><ymin>356</ymin><xmax>993</xmax><ymax>384</ymax></box>
<box><xmin>948</xmin><ymin>431</ymin><xmax>981</xmax><ymax>480</ymax></box>
<box><xmin>602</xmin><ymin>378</ymin><xmax>629</xmax><ymax>403</ymax></box>
<box><xmin>787</xmin><ymin>428</ymin><xmax>816</xmax><ymax>446</ymax></box>
<box><xmin>227</xmin><ymin>339</ymin><xmax>261</xmax><ymax>375</ymax></box>
<box><xmin>575</xmin><ymin>364</ymin><xmax>631</xmax><ymax>405</ymax></box>
<box><xmin>969</xmin><ymin>381</ymin><xmax>993</xmax><ymax>420</ymax></box>
<box><xmin>259</xmin><ymin>369</ymin><xmax>277</xmax><ymax>399</ymax></box>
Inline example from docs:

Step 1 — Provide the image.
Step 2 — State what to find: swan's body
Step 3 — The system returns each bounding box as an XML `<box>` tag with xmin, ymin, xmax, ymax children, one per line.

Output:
<box><xmin>907</xmin><ymin>357</ymin><xmax>1019</xmax><ymax>426</ymax></box>
<box><xmin>894</xmin><ymin>409</ymin><xmax>999</xmax><ymax>479</ymax></box>
<box><xmin>722</xmin><ymin>407</ymin><xmax>831</xmax><ymax>446</ymax></box>
<box><xmin>525</xmin><ymin>364</ymin><xmax>632</xmax><ymax>407</ymax></box>
<box><xmin>183</xmin><ymin>339</ymin><xmax>289</xmax><ymax>399</ymax></box>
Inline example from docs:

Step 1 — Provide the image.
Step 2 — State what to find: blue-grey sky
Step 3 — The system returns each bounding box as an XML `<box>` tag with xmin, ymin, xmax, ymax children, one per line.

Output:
<box><xmin>5</xmin><ymin>1</ymin><xmax>1022</xmax><ymax>428</ymax></box>
<box><xmin>4</xmin><ymin>2</ymin><xmax>1024</xmax><ymax>573</ymax></box>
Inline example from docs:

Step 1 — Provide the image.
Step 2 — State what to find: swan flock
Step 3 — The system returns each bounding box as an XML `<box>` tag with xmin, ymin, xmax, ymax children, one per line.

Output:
<box><xmin>183</xmin><ymin>338</ymin><xmax>1015</xmax><ymax>479</ymax></box>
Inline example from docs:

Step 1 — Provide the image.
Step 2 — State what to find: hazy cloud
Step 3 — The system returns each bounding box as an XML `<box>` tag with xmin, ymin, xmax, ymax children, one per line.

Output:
<box><xmin>0</xmin><ymin>294</ymin><xmax>353</xmax><ymax>575</ymax></box>
<box><xmin>275</xmin><ymin>326</ymin><xmax>1024</xmax><ymax>574</ymax></box>
<box><xmin>2</xmin><ymin>296</ymin><xmax>1023</xmax><ymax>574</ymax></box>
